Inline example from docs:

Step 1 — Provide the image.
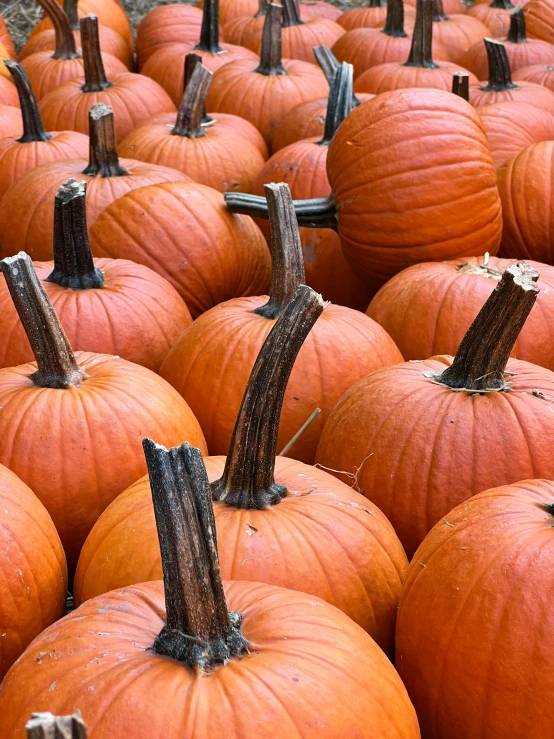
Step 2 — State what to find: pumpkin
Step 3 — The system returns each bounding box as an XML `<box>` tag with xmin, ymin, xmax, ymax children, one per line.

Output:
<box><xmin>299</xmin><ymin>0</ymin><xmax>342</xmax><ymax>20</ymax></box>
<box><xmin>337</xmin><ymin>0</ymin><xmax>412</xmax><ymax>31</ymax></box>
<box><xmin>0</xmin><ymin>179</ymin><xmax>192</xmax><ymax>372</ymax></box>
<box><xmin>278</xmin><ymin>0</ymin><xmax>346</xmax><ymax>62</ymax></box>
<box><xmin>468</xmin><ymin>0</ymin><xmax>516</xmax><ymax>38</ymax></box>
<box><xmin>396</xmin><ymin>479</ymin><xmax>554</xmax><ymax>737</ymax></box>
<box><xmin>120</xmin><ymin>62</ymin><xmax>264</xmax><ymax>193</ymax></box>
<box><xmin>316</xmin><ymin>262</ymin><xmax>554</xmax><ymax>557</ymax></box>
<box><xmin>0</xmin><ymin>252</ymin><xmax>206</xmax><ymax>572</ymax></box>
<box><xmin>0</xmin><ymin>61</ymin><xmax>89</xmax><ymax>202</ymax></box>
<box><xmin>0</xmin><ymin>464</ymin><xmax>67</xmax><ymax>681</ymax></box>
<box><xmin>38</xmin><ymin>16</ymin><xmax>176</xmax><ymax>143</ymax></box>
<box><xmin>406</xmin><ymin>0</ymin><xmax>468</xmax><ymax>13</ymax></box>
<box><xmin>0</xmin><ymin>437</ymin><xmax>420</xmax><ymax>739</ymax></box>
<box><xmin>366</xmin><ymin>255</ymin><xmax>554</xmax><ymax>370</ymax></box>
<box><xmin>0</xmin><ymin>104</ymin><xmax>186</xmax><ymax>262</ymax></box>
<box><xmin>26</xmin><ymin>713</ymin><xmax>87</xmax><ymax>737</ymax></box>
<box><xmin>136</xmin><ymin>4</ymin><xmax>204</xmax><ymax>70</ymax></box>
<box><xmin>21</xmin><ymin>0</ymin><xmax>127</xmax><ymax>102</ymax></box>
<box><xmin>513</xmin><ymin>62</ymin><xmax>554</xmax><ymax>91</ymax></box>
<box><xmin>354</xmin><ymin>0</ymin><xmax>478</xmax><ymax>94</ymax></box>
<box><xmin>430</xmin><ymin>0</ymin><xmax>491</xmax><ymax>62</ymax></box>
<box><xmin>0</xmin><ymin>105</ymin><xmax>22</xmax><ymax>139</ymax></box>
<box><xmin>76</xmin><ymin>262</ymin><xmax>407</xmax><ymax>656</ymax></box>
<box><xmin>474</xmin><ymin>0</ymin><xmax>528</xmax><ymax>7</ymax></box>
<box><xmin>524</xmin><ymin>0</ymin><xmax>554</xmax><ymax>44</ymax></box>
<box><xmin>0</xmin><ymin>79</ymin><xmax>20</xmax><ymax>109</ymax></box>
<box><xmin>0</xmin><ymin>16</ymin><xmax>16</xmax><ymax>59</ymax></box>
<box><xmin>207</xmin><ymin>4</ymin><xmax>328</xmax><ymax>149</ymax></box>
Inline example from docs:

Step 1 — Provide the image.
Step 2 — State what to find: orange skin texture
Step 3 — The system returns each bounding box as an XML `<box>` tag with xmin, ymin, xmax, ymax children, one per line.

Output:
<box><xmin>237</xmin><ymin>19</ymin><xmax>346</xmax><ymax>63</ymax></box>
<box><xmin>316</xmin><ymin>356</ymin><xmax>554</xmax><ymax>558</ymax></box>
<box><xmin>0</xmin><ymin>258</ymin><xmax>192</xmax><ymax>372</ymax></box>
<box><xmin>90</xmin><ymin>181</ymin><xmax>271</xmax><ymax>318</ymax></box>
<box><xmin>199</xmin><ymin>0</ymin><xmax>258</xmax><ymax>27</ymax></box>
<box><xmin>141</xmin><ymin>42</ymin><xmax>258</xmax><ymax>106</ymax></box>
<box><xmin>366</xmin><ymin>256</ymin><xmax>554</xmax><ymax>369</ymax></box>
<box><xmin>159</xmin><ymin>297</ymin><xmax>402</xmax><ymax>463</ymax></box>
<box><xmin>136</xmin><ymin>5</ymin><xmax>204</xmax><ymax>69</ymax></box>
<box><xmin>0</xmin><ymin>131</ymin><xmax>89</xmax><ymax>203</ymax></box>
<box><xmin>0</xmin><ymin>18</ymin><xmax>16</xmax><ymax>59</ymax></box>
<box><xmin>406</xmin><ymin>0</ymin><xmax>469</xmax><ymax>12</ymax></box>
<box><xmin>38</xmin><ymin>73</ymin><xmax>177</xmax><ymax>143</ymax></box>
<box><xmin>477</xmin><ymin>100</ymin><xmax>554</xmax><ymax>167</ymax></box>
<box><xmin>0</xmin><ymin>157</ymin><xmax>186</xmax><ymax>262</ymax></box>
<box><xmin>338</xmin><ymin>5</ymin><xmax>391</xmax><ymax>31</ymax></box>
<box><xmin>223</xmin><ymin>8</ymin><xmax>320</xmax><ymax>50</ymax></box>
<box><xmin>251</xmin><ymin>138</ymin><xmax>375</xmax><ymax>310</ymax></box>
<box><xmin>0</xmin><ymin>352</ymin><xmax>206</xmax><ymax>570</ymax></box>
<box><xmin>0</xmin><ymin>581</ymin><xmax>420</xmax><ymax>739</ymax></box>
<box><xmin>0</xmin><ymin>464</ymin><xmax>67</xmax><ymax>680</ymax></box>
<box><xmin>0</xmin><ymin>105</ymin><xmax>22</xmax><ymax>140</ymax></box>
<box><xmin>469</xmin><ymin>77</ymin><xmax>554</xmax><ymax>109</ymax></box>
<box><xmin>396</xmin><ymin>479</ymin><xmax>554</xmax><ymax>738</ymax></box>
<box><xmin>524</xmin><ymin>0</ymin><xmax>554</xmax><ymax>43</ymax></box>
<box><xmin>460</xmin><ymin>35</ymin><xmax>554</xmax><ymax>79</ymax></box>
<box><xmin>207</xmin><ymin>58</ymin><xmax>329</xmax><ymax>149</ymax></box>
<box><xmin>327</xmin><ymin>89</ymin><xmax>502</xmax><ymax>288</ymax></box>
<box><xmin>467</xmin><ymin>2</ymin><xmax>514</xmax><ymax>38</ymax></box>
<box><xmin>300</xmin><ymin>0</ymin><xmax>342</xmax><ymax>20</ymax></box>
<box><xmin>75</xmin><ymin>457</ymin><xmax>408</xmax><ymax>654</ymax></box>
<box><xmin>0</xmin><ymin>78</ymin><xmax>21</xmax><ymax>108</ymax></box>
<box><xmin>20</xmin><ymin>52</ymin><xmax>128</xmax><ymax>102</ymax></box>
<box><xmin>513</xmin><ymin>62</ymin><xmax>554</xmax><ymax>91</ymax></box>
<box><xmin>354</xmin><ymin>60</ymin><xmax>479</xmax><ymax>94</ymax></box>
<box><xmin>431</xmin><ymin>14</ymin><xmax>492</xmax><ymax>63</ymax></box>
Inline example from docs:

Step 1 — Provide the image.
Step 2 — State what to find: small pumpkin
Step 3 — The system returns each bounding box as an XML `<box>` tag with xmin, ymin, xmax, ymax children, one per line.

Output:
<box><xmin>430</xmin><ymin>0</ymin><xmax>491</xmax><ymax>62</ymax></box>
<box><xmin>338</xmin><ymin>0</ymin><xmax>415</xmax><ymax>31</ymax></box>
<box><xmin>136</xmin><ymin>4</ymin><xmax>203</xmax><ymax>70</ymax></box>
<box><xmin>468</xmin><ymin>0</ymin><xmax>517</xmax><ymax>38</ymax></box>
<box><xmin>513</xmin><ymin>62</ymin><xmax>554</xmax><ymax>91</ymax></box>
<box><xmin>406</xmin><ymin>0</ymin><xmax>468</xmax><ymax>13</ymax></box>
<box><xmin>524</xmin><ymin>0</ymin><xmax>554</xmax><ymax>44</ymax></box>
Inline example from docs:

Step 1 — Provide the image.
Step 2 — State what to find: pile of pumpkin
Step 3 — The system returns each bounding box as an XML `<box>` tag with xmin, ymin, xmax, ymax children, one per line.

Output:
<box><xmin>0</xmin><ymin>0</ymin><xmax>553</xmax><ymax>735</ymax></box>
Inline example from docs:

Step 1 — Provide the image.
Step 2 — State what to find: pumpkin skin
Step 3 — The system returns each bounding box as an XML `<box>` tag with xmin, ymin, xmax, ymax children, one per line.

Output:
<box><xmin>257</xmin><ymin>19</ymin><xmax>347</xmax><ymax>63</ymax></box>
<box><xmin>460</xmin><ymin>34</ymin><xmax>554</xmax><ymax>79</ymax></box>
<box><xmin>0</xmin><ymin>581</ymin><xmax>421</xmax><ymax>739</ymax></box>
<box><xmin>354</xmin><ymin>59</ymin><xmax>478</xmax><ymax>93</ymax></box>
<box><xmin>315</xmin><ymin>355</ymin><xmax>554</xmax><ymax>557</ymax></box>
<box><xmin>468</xmin><ymin>2</ymin><xmax>516</xmax><ymax>38</ymax></box>
<box><xmin>469</xmin><ymin>76</ymin><xmax>554</xmax><ymax>109</ymax></box>
<box><xmin>473</xmin><ymin>0</ymin><xmax>528</xmax><ymax>7</ymax></box>
<box><xmin>300</xmin><ymin>0</ymin><xmax>342</xmax><ymax>21</ymax></box>
<box><xmin>337</xmin><ymin>2</ymin><xmax>389</xmax><ymax>31</ymax></box>
<box><xmin>406</xmin><ymin>0</ymin><xmax>468</xmax><ymax>13</ymax></box>
<box><xmin>326</xmin><ymin>89</ymin><xmax>502</xmax><ymax>288</ymax></box>
<box><xmin>0</xmin><ymin>79</ymin><xmax>23</xmax><ymax>108</ymax></box>
<box><xmin>0</xmin><ymin>105</ymin><xmax>22</xmax><ymax>139</ymax></box>
<box><xmin>0</xmin><ymin>18</ymin><xmax>16</xmax><ymax>59</ymax></box>
<box><xmin>396</xmin><ymin>479</ymin><xmax>554</xmax><ymax>738</ymax></box>
<box><xmin>513</xmin><ymin>62</ymin><xmax>554</xmax><ymax>91</ymax></box>
<box><xmin>0</xmin><ymin>464</ymin><xmax>67</xmax><ymax>681</ymax></box>
<box><xmin>366</xmin><ymin>256</ymin><xmax>554</xmax><ymax>369</ymax></box>
<box><xmin>524</xmin><ymin>0</ymin><xmax>554</xmax><ymax>43</ymax></box>
<box><xmin>136</xmin><ymin>5</ymin><xmax>204</xmax><ymax>69</ymax></box>
<box><xmin>432</xmin><ymin>13</ymin><xmax>492</xmax><ymax>63</ymax></box>
<box><xmin>89</xmin><ymin>182</ymin><xmax>271</xmax><ymax>318</ymax></box>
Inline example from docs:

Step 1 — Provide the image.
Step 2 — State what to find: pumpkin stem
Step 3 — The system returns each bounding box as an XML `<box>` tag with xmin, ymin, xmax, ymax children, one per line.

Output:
<box><xmin>383</xmin><ymin>0</ymin><xmax>408</xmax><ymax>38</ymax></box>
<box><xmin>63</xmin><ymin>0</ymin><xmax>80</xmax><ymax>30</ymax></box>
<box><xmin>195</xmin><ymin>0</ymin><xmax>224</xmax><ymax>54</ymax></box>
<box><xmin>4</xmin><ymin>61</ymin><xmax>51</xmax><ymax>143</ymax></box>
<box><xmin>46</xmin><ymin>179</ymin><xmax>105</xmax><ymax>290</ymax></box>
<box><xmin>452</xmin><ymin>70</ymin><xmax>469</xmax><ymax>100</ymax></box>
<box><xmin>83</xmin><ymin>103</ymin><xmax>128</xmax><ymax>177</ymax></box>
<box><xmin>482</xmin><ymin>38</ymin><xmax>517</xmax><ymax>91</ymax></box>
<box><xmin>184</xmin><ymin>53</ymin><xmax>213</xmax><ymax>125</ymax></box>
<box><xmin>405</xmin><ymin>0</ymin><xmax>437</xmax><ymax>69</ymax></box>
<box><xmin>172</xmin><ymin>64</ymin><xmax>212</xmax><ymax>137</ymax></box>
<box><xmin>225</xmin><ymin>191</ymin><xmax>339</xmax><ymax>229</ymax></box>
<box><xmin>319</xmin><ymin>62</ymin><xmax>353</xmax><ymax>145</ymax></box>
<box><xmin>255</xmin><ymin>3</ymin><xmax>287</xmax><ymax>75</ymax></box>
<box><xmin>507</xmin><ymin>7</ymin><xmax>526</xmax><ymax>43</ymax></box>
<box><xmin>80</xmin><ymin>15</ymin><xmax>112</xmax><ymax>92</ymax></box>
<box><xmin>368</xmin><ymin>0</ymin><xmax>386</xmax><ymax>7</ymax></box>
<box><xmin>211</xmin><ymin>284</ymin><xmax>325</xmax><ymax>509</ymax></box>
<box><xmin>437</xmin><ymin>262</ymin><xmax>539</xmax><ymax>392</ymax></box>
<box><xmin>282</xmin><ymin>0</ymin><xmax>304</xmax><ymax>26</ymax></box>
<box><xmin>0</xmin><ymin>253</ymin><xmax>85</xmax><ymax>389</ymax></box>
<box><xmin>314</xmin><ymin>45</ymin><xmax>363</xmax><ymax>106</ymax></box>
<box><xmin>255</xmin><ymin>0</ymin><xmax>269</xmax><ymax>15</ymax></box>
<box><xmin>490</xmin><ymin>0</ymin><xmax>514</xmax><ymax>8</ymax></box>
<box><xmin>36</xmin><ymin>0</ymin><xmax>80</xmax><ymax>60</ymax></box>
<box><xmin>432</xmin><ymin>0</ymin><xmax>448</xmax><ymax>21</ymax></box>
<box><xmin>144</xmin><ymin>439</ymin><xmax>250</xmax><ymax>671</ymax></box>
<box><xmin>26</xmin><ymin>711</ymin><xmax>87</xmax><ymax>738</ymax></box>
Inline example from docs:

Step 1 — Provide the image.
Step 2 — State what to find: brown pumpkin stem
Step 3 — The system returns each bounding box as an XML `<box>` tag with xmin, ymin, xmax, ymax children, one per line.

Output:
<box><xmin>83</xmin><ymin>103</ymin><xmax>128</xmax><ymax>177</ymax></box>
<box><xmin>368</xmin><ymin>0</ymin><xmax>386</xmax><ymax>6</ymax></box>
<box><xmin>4</xmin><ymin>61</ymin><xmax>51</xmax><ymax>143</ymax></box>
<box><xmin>36</xmin><ymin>0</ymin><xmax>80</xmax><ymax>59</ymax></box>
<box><xmin>405</xmin><ymin>0</ymin><xmax>437</xmax><ymax>69</ymax></box>
<box><xmin>212</xmin><ymin>283</ymin><xmax>325</xmax><ymax>509</ymax></box>
<box><xmin>184</xmin><ymin>53</ymin><xmax>213</xmax><ymax>125</ymax></box>
<box><xmin>482</xmin><ymin>38</ymin><xmax>517</xmax><ymax>91</ymax></box>
<box><xmin>452</xmin><ymin>71</ymin><xmax>469</xmax><ymax>100</ymax></box>
<box><xmin>0</xmin><ymin>253</ymin><xmax>85</xmax><ymax>389</ymax></box>
<box><xmin>80</xmin><ymin>15</ymin><xmax>112</xmax><ymax>92</ymax></box>
<box><xmin>225</xmin><ymin>191</ymin><xmax>338</xmax><ymax>229</ymax></box>
<box><xmin>195</xmin><ymin>0</ymin><xmax>224</xmax><ymax>54</ymax></box>
<box><xmin>490</xmin><ymin>0</ymin><xmax>514</xmax><ymax>8</ymax></box>
<box><xmin>64</xmin><ymin>0</ymin><xmax>80</xmax><ymax>30</ymax></box>
<box><xmin>319</xmin><ymin>61</ymin><xmax>353</xmax><ymax>145</ymax></box>
<box><xmin>507</xmin><ymin>7</ymin><xmax>526</xmax><ymax>43</ymax></box>
<box><xmin>144</xmin><ymin>439</ymin><xmax>250</xmax><ymax>671</ymax></box>
<box><xmin>47</xmin><ymin>179</ymin><xmax>104</xmax><ymax>290</ymax></box>
<box><xmin>432</xmin><ymin>0</ymin><xmax>448</xmax><ymax>21</ymax></box>
<box><xmin>313</xmin><ymin>45</ymin><xmax>363</xmax><ymax>106</ymax></box>
<box><xmin>282</xmin><ymin>0</ymin><xmax>304</xmax><ymax>26</ymax></box>
<box><xmin>26</xmin><ymin>711</ymin><xmax>88</xmax><ymax>738</ymax></box>
<box><xmin>255</xmin><ymin>3</ymin><xmax>287</xmax><ymax>75</ymax></box>
<box><xmin>383</xmin><ymin>0</ymin><xmax>408</xmax><ymax>38</ymax></box>
<box><xmin>172</xmin><ymin>64</ymin><xmax>213</xmax><ymax>137</ymax></box>
<box><xmin>437</xmin><ymin>262</ymin><xmax>539</xmax><ymax>391</ymax></box>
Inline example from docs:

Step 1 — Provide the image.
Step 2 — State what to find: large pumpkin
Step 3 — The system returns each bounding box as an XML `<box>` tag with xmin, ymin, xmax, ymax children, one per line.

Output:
<box><xmin>468</xmin><ymin>0</ymin><xmax>518</xmax><ymax>38</ymax></box>
<box><xmin>513</xmin><ymin>62</ymin><xmax>554</xmax><ymax>91</ymax></box>
<box><xmin>524</xmin><ymin>0</ymin><xmax>554</xmax><ymax>44</ymax></box>
<box><xmin>136</xmin><ymin>4</ymin><xmax>203</xmax><ymax>69</ymax></box>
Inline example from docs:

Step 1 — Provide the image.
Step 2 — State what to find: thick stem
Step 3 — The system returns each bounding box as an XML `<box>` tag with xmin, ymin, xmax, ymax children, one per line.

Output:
<box><xmin>0</xmin><ymin>253</ymin><xmax>85</xmax><ymax>389</ymax></box>
<box><xmin>172</xmin><ymin>64</ymin><xmax>212</xmax><ymax>137</ymax></box>
<box><xmin>80</xmin><ymin>15</ymin><xmax>112</xmax><ymax>92</ymax></box>
<box><xmin>437</xmin><ymin>262</ymin><xmax>539</xmax><ymax>391</ymax></box>
<box><xmin>482</xmin><ymin>38</ymin><xmax>517</xmax><ymax>91</ymax></box>
<box><xmin>36</xmin><ymin>0</ymin><xmax>79</xmax><ymax>59</ymax></box>
<box><xmin>26</xmin><ymin>712</ymin><xmax>87</xmax><ymax>739</ymax></box>
<box><xmin>313</xmin><ymin>45</ymin><xmax>363</xmax><ymax>106</ymax></box>
<box><xmin>144</xmin><ymin>439</ymin><xmax>250</xmax><ymax>671</ymax></box>
<box><xmin>195</xmin><ymin>0</ymin><xmax>223</xmax><ymax>53</ymax></box>
<box><xmin>255</xmin><ymin>3</ymin><xmax>286</xmax><ymax>75</ymax></box>
<box><xmin>432</xmin><ymin>0</ymin><xmax>447</xmax><ymax>21</ymax></box>
<box><xmin>405</xmin><ymin>0</ymin><xmax>437</xmax><ymax>69</ymax></box>
<box><xmin>490</xmin><ymin>0</ymin><xmax>514</xmax><ymax>7</ymax></box>
<box><xmin>383</xmin><ymin>0</ymin><xmax>408</xmax><ymax>38</ymax></box>
<box><xmin>83</xmin><ymin>104</ymin><xmax>128</xmax><ymax>177</ymax></box>
<box><xmin>212</xmin><ymin>284</ymin><xmax>325</xmax><ymax>508</ymax></box>
<box><xmin>319</xmin><ymin>62</ymin><xmax>353</xmax><ymax>145</ymax></box>
<box><xmin>47</xmin><ymin>179</ymin><xmax>104</xmax><ymax>290</ymax></box>
<box><xmin>452</xmin><ymin>71</ymin><xmax>469</xmax><ymax>100</ymax></box>
<box><xmin>225</xmin><ymin>191</ymin><xmax>339</xmax><ymax>230</ymax></box>
<box><xmin>507</xmin><ymin>7</ymin><xmax>526</xmax><ymax>43</ymax></box>
<box><xmin>4</xmin><ymin>61</ymin><xmax>51</xmax><ymax>143</ymax></box>
<box><xmin>282</xmin><ymin>0</ymin><xmax>304</xmax><ymax>26</ymax></box>
<box><xmin>184</xmin><ymin>53</ymin><xmax>213</xmax><ymax>125</ymax></box>
<box><xmin>63</xmin><ymin>0</ymin><xmax>80</xmax><ymax>30</ymax></box>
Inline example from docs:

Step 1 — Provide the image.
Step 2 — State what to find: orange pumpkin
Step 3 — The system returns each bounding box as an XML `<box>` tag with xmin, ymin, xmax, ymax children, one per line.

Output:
<box><xmin>136</xmin><ymin>4</ymin><xmax>204</xmax><ymax>69</ymax></box>
<box><xmin>468</xmin><ymin>0</ymin><xmax>517</xmax><ymax>38</ymax></box>
<box><xmin>430</xmin><ymin>0</ymin><xmax>491</xmax><ymax>62</ymax></box>
<box><xmin>222</xmin><ymin>0</ymin><xmax>320</xmax><ymax>51</ymax></box>
<box><xmin>406</xmin><ymin>0</ymin><xmax>468</xmax><ymax>13</ymax></box>
<box><xmin>0</xmin><ymin>16</ymin><xmax>16</xmax><ymax>59</ymax></box>
<box><xmin>0</xmin><ymin>105</ymin><xmax>22</xmax><ymax>139</ymax></box>
<box><xmin>513</xmin><ymin>63</ymin><xmax>554</xmax><ymax>91</ymax></box>
<box><xmin>0</xmin><ymin>78</ymin><xmax>20</xmax><ymax>109</ymax></box>
<box><xmin>524</xmin><ymin>0</ymin><xmax>554</xmax><ymax>44</ymax></box>
<box><xmin>338</xmin><ymin>0</ymin><xmax>403</xmax><ymax>31</ymax></box>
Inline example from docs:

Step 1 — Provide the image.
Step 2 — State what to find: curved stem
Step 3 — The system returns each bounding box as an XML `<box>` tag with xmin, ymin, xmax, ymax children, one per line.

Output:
<box><xmin>405</xmin><ymin>0</ymin><xmax>437</xmax><ymax>68</ymax></box>
<box><xmin>172</xmin><ymin>64</ymin><xmax>212</xmax><ymax>137</ymax></box>
<box><xmin>482</xmin><ymin>38</ymin><xmax>517</xmax><ymax>91</ymax></box>
<box><xmin>282</xmin><ymin>0</ymin><xmax>304</xmax><ymax>27</ymax></box>
<box><xmin>383</xmin><ymin>0</ymin><xmax>408</xmax><ymax>38</ymax></box>
<box><xmin>26</xmin><ymin>712</ymin><xmax>87</xmax><ymax>739</ymax></box>
<box><xmin>4</xmin><ymin>61</ymin><xmax>51</xmax><ymax>143</ymax></box>
<box><xmin>184</xmin><ymin>53</ymin><xmax>213</xmax><ymax>125</ymax></box>
<box><xmin>225</xmin><ymin>191</ymin><xmax>339</xmax><ymax>230</ymax></box>
<box><xmin>313</xmin><ymin>45</ymin><xmax>363</xmax><ymax>107</ymax></box>
<box><xmin>507</xmin><ymin>7</ymin><xmax>526</xmax><ymax>43</ymax></box>
<box><xmin>63</xmin><ymin>0</ymin><xmax>80</xmax><ymax>30</ymax></box>
<box><xmin>437</xmin><ymin>262</ymin><xmax>539</xmax><ymax>391</ymax></box>
<box><xmin>432</xmin><ymin>0</ymin><xmax>447</xmax><ymax>21</ymax></box>
<box><xmin>452</xmin><ymin>71</ymin><xmax>469</xmax><ymax>100</ymax></box>
<box><xmin>80</xmin><ymin>15</ymin><xmax>112</xmax><ymax>92</ymax></box>
<box><xmin>144</xmin><ymin>439</ymin><xmax>250</xmax><ymax>670</ymax></box>
<box><xmin>195</xmin><ymin>0</ymin><xmax>223</xmax><ymax>54</ymax></box>
<box><xmin>83</xmin><ymin>103</ymin><xmax>128</xmax><ymax>177</ymax></box>
<box><xmin>212</xmin><ymin>283</ymin><xmax>325</xmax><ymax>508</ymax></box>
<box><xmin>47</xmin><ymin>179</ymin><xmax>104</xmax><ymax>290</ymax></box>
<box><xmin>0</xmin><ymin>253</ymin><xmax>85</xmax><ymax>389</ymax></box>
<box><xmin>319</xmin><ymin>62</ymin><xmax>353</xmax><ymax>146</ymax></box>
<box><xmin>490</xmin><ymin>0</ymin><xmax>514</xmax><ymax>7</ymax></box>
<box><xmin>36</xmin><ymin>0</ymin><xmax>79</xmax><ymax>59</ymax></box>
<box><xmin>255</xmin><ymin>3</ymin><xmax>286</xmax><ymax>76</ymax></box>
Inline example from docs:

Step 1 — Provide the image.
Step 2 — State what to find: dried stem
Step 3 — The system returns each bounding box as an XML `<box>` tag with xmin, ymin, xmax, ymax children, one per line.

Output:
<box><xmin>452</xmin><ymin>71</ymin><xmax>469</xmax><ymax>100</ymax></box>
<box><xmin>83</xmin><ymin>103</ymin><xmax>128</xmax><ymax>177</ymax></box>
<box><xmin>490</xmin><ymin>0</ymin><xmax>514</xmax><ymax>7</ymax></box>
<box><xmin>5</xmin><ymin>61</ymin><xmax>51</xmax><ymax>143</ymax></box>
<box><xmin>383</xmin><ymin>0</ymin><xmax>408</xmax><ymax>37</ymax></box>
<box><xmin>507</xmin><ymin>7</ymin><xmax>526</xmax><ymax>43</ymax></box>
<box><xmin>282</xmin><ymin>0</ymin><xmax>304</xmax><ymax>26</ymax></box>
<box><xmin>255</xmin><ymin>3</ymin><xmax>286</xmax><ymax>76</ymax></box>
<box><xmin>405</xmin><ymin>0</ymin><xmax>437</xmax><ymax>69</ymax></box>
<box><xmin>26</xmin><ymin>711</ymin><xmax>87</xmax><ymax>739</ymax></box>
<box><xmin>482</xmin><ymin>38</ymin><xmax>517</xmax><ymax>91</ymax></box>
<box><xmin>195</xmin><ymin>0</ymin><xmax>223</xmax><ymax>53</ymax></box>
<box><xmin>172</xmin><ymin>64</ymin><xmax>213</xmax><ymax>137</ymax></box>
<box><xmin>80</xmin><ymin>15</ymin><xmax>112</xmax><ymax>92</ymax></box>
<box><xmin>184</xmin><ymin>53</ymin><xmax>213</xmax><ymax>125</ymax></box>
<box><xmin>320</xmin><ymin>62</ymin><xmax>353</xmax><ymax>145</ymax></box>
<box><xmin>63</xmin><ymin>0</ymin><xmax>79</xmax><ymax>29</ymax></box>
<box><xmin>36</xmin><ymin>0</ymin><xmax>79</xmax><ymax>59</ymax></box>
